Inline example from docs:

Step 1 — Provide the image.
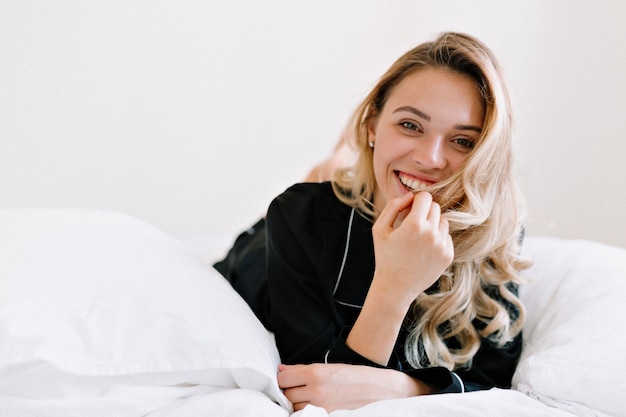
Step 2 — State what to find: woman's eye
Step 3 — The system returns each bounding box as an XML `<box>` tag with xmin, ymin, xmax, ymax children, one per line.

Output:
<box><xmin>400</xmin><ymin>121</ymin><xmax>420</xmax><ymax>131</ymax></box>
<box><xmin>453</xmin><ymin>138</ymin><xmax>476</xmax><ymax>151</ymax></box>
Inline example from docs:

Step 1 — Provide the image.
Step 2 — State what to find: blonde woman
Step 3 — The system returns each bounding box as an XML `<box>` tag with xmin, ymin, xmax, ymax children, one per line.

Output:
<box><xmin>215</xmin><ymin>32</ymin><xmax>529</xmax><ymax>412</ymax></box>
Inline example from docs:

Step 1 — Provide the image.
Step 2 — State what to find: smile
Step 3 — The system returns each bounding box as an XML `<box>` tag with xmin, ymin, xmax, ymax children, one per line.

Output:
<box><xmin>398</xmin><ymin>172</ymin><xmax>431</xmax><ymax>193</ymax></box>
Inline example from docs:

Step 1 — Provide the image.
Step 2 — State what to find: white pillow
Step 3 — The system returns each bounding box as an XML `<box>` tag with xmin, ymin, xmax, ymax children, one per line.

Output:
<box><xmin>514</xmin><ymin>236</ymin><xmax>626</xmax><ymax>417</ymax></box>
<box><xmin>0</xmin><ymin>209</ymin><xmax>287</xmax><ymax>408</ymax></box>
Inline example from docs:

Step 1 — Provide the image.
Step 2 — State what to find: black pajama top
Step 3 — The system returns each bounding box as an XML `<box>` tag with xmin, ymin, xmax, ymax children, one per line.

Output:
<box><xmin>214</xmin><ymin>182</ymin><xmax>522</xmax><ymax>393</ymax></box>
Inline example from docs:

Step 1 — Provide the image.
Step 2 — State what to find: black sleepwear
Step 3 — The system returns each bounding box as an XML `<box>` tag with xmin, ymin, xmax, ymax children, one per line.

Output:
<box><xmin>214</xmin><ymin>182</ymin><xmax>522</xmax><ymax>393</ymax></box>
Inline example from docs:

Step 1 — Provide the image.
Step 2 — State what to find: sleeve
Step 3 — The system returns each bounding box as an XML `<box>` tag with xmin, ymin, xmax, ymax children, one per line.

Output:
<box><xmin>456</xmin><ymin>331</ymin><xmax>523</xmax><ymax>392</ymax></box>
<box><xmin>213</xmin><ymin>218</ymin><xmax>271</xmax><ymax>327</ymax></box>
<box><xmin>328</xmin><ymin>332</ymin><xmax>522</xmax><ymax>394</ymax></box>
<box><xmin>266</xmin><ymin>183</ymin><xmax>522</xmax><ymax>394</ymax></box>
<box><xmin>266</xmin><ymin>185</ymin><xmax>343</xmax><ymax>364</ymax></box>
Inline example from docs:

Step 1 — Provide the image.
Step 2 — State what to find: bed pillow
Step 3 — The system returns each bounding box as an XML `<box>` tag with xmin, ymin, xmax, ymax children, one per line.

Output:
<box><xmin>514</xmin><ymin>236</ymin><xmax>626</xmax><ymax>417</ymax></box>
<box><xmin>0</xmin><ymin>208</ymin><xmax>288</xmax><ymax>408</ymax></box>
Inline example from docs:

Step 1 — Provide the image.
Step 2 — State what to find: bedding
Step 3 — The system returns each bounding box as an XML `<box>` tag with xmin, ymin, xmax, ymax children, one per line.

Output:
<box><xmin>0</xmin><ymin>208</ymin><xmax>624</xmax><ymax>417</ymax></box>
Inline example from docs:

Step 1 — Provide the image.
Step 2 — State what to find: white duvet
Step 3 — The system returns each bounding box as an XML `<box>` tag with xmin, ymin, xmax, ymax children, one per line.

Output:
<box><xmin>0</xmin><ymin>209</ymin><xmax>624</xmax><ymax>417</ymax></box>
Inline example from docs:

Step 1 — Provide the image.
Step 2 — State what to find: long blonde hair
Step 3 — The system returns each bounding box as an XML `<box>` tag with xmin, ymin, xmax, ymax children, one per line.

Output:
<box><xmin>332</xmin><ymin>32</ymin><xmax>531</xmax><ymax>370</ymax></box>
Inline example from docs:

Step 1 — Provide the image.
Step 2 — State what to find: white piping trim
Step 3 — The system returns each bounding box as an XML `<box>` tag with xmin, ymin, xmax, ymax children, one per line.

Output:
<box><xmin>451</xmin><ymin>372</ymin><xmax>465</xmax><ymax>393</ymax></box>
<box><xmin>332</xmin><ymin>208</ymin><xmax>355</xmax><ymax>296</ymax></box>
<box><xmin>334</xmin><ymin>299</ymin><xmax>363</xmax><ymax>309</ymax></box>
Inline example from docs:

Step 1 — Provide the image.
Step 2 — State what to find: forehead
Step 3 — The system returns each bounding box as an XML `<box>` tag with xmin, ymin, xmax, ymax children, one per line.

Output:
<box><xmin>384</xmin><ymin>68</ymin><xmax>485</xmax><ymax>116</ymax></box>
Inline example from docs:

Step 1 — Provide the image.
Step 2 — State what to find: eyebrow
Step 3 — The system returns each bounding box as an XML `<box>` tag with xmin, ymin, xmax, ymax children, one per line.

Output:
<box><xmin>453</xmin><ymin>124</ymin><xmax>482</xmax><ymax>133</ymax></box>
<box><xmin>393</xmin><ymin>106</ymin><xmax>430</xmax><ymax>121</ymax></box>
<box><xmin>393</xmin><ymin>105</ymin><xmax>483</xmax><ymax>133</ymax></box>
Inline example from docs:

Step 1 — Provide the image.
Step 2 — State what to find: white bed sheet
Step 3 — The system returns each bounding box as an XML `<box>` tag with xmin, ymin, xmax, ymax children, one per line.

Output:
<box><xmin>297</xmin><ymin>389</ymin><xmax>577</xmax><ymax>417</ymax></box>
<box><xmin>0</xmin><ymin>388</ymin><xmax>289</xmax><ymax>417</ymax></box>
<box><xmin>1</xmin><ymin>209</ymin><xmax>624</xmax><ymax>417</ymax></box>
<box><xmin>1</xmin><ymin>385</ymin><xmax>575</xmax><ymax>417</ymax></box>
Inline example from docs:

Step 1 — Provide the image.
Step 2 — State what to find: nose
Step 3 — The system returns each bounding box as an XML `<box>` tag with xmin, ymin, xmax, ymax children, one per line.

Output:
<box><xmin>411</xmin><ymin>135</ymin><xmax>446</xmax><ymax>169</ymax></box>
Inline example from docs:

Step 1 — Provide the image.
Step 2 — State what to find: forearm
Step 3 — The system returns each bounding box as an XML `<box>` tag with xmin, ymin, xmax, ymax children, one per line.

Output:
<box><xmin>278</xmin><ymin>363</ymin><xmax>435</xmax><ymax>412</ymax></box>
<box><xmin>357</xmin><ymin>367</ymin><xmax>436</xmax><ymax>400</ymax></box>
<box><xmin>350</xmin><ymin>191</ymin><xmax>452</xmax><ymax>366</ymax></box>
<box><xmin>345</xmin><ymin>276</ymin><xmax>412</xmax><ymax>366</ymax></box>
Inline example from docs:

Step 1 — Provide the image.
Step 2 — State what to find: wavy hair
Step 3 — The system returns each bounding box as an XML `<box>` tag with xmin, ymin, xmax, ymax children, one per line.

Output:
<box><xmin>332</xmin><ymin>32</ymin><xmax>531</xmax><ymax>370</ymax></box>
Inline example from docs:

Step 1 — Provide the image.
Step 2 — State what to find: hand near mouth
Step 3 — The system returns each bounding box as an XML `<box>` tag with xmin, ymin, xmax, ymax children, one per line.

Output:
<box><xmin>371</xmin><ymin>191</ymin><xmax>454</xmax><ymax>308</ymax></box>
<box><xmin>343</xmin><ymin>191</ymin><xmax>454</xmax><ymax>367</ymax></box>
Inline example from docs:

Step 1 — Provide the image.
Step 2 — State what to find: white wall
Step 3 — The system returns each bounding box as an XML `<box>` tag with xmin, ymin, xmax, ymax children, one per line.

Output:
<box><xmin>2</xmin><ymin>0</ymin><xmax>625</xmax><ymax>248</ymax></box>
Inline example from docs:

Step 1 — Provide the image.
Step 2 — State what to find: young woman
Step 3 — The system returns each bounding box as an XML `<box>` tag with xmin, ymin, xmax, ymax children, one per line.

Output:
<box><xmin>215</xmin><ymin>32</ymin><xmax>530</xmax><ymax>412</ymax></box>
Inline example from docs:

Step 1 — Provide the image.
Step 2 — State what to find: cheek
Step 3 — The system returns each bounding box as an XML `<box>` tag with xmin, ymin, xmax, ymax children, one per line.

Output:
<box><xmin>372</xmin><ymin>143</ymin><xmax>397</xmax><ymax>175</ymax></box>
<box><xmin>447</xmin><ymin>154</ymin><xmax>469</xmax><ymax>174</ymax></box>
<box><xmin>371</xmin><ymin>151</ymin><xmax>385</xmax><ymax>183</ymax></box>
<box><xmin>373</xmin><ymin>133</ymin><xmax>405</xmax><ymax>163</ymax></box>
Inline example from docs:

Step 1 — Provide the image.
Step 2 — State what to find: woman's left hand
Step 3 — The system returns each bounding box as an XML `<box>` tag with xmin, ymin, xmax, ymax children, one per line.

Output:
<box><xmin>277</xmin><ymin>363</ymin><xmax>433</xmax><ymax>412</ymax></box>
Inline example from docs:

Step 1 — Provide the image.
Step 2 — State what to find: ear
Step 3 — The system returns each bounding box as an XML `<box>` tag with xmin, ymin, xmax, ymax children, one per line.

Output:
<box><xmin>367</xmin><ymin>111</ymin><xmax>378</xmax><ymax>144</ymax></box>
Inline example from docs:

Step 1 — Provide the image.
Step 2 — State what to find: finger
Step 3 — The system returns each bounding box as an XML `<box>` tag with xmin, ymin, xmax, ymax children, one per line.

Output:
<box><xmin>402</xmin><ymin>191</ymin><xmax>433</xmax><ymax>224</ymax></box>
<box><xmin>277</xmin><ymin>365</ymin><xmax>308</xmax><ymax>389</ymax></box>
<box><xmin>440</xmin><ymin>218</ymin><xmax>454</xmax><ymax>261</ymax></box>
<box><xmin>292</xmin><ymin>401</ymin><xmax>311</xmax><ymax>411</ymax></box>
<box><xmin>439</xmin><ymin>216</ymin><xmax>449</xmax><ymax>236</ymax></box>
<box><xmin>376</xmin><ymin>192</ymin><xmax>414</xmax><ymax>229</ymax></box>
<box><xmin>444</xmin><ymin>232</ymin><xmax>455</xmax><ymax>263</ymax></box>
<box><xmin>425</xmin><ymin>201</ymin><xmax>441</xmax><ymax>226</ymax></box>
<box><xmin>283</xmin><ymin>385</ymin><xmax>311</xmax><ymax>405</ymax></box>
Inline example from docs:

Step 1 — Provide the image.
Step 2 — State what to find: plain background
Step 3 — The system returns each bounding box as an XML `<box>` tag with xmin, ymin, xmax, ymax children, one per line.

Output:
<box><xmin>2</xmin><ymin>1</ymin><xmax>625</xmax><ymax>248</ymax></box>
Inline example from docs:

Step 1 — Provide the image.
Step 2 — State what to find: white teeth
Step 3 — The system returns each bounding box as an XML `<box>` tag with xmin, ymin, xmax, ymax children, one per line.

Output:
<box><xmin>399</xmin><ymin>174</ymin><xmax>428</xmax><ymax>192</ymax></box>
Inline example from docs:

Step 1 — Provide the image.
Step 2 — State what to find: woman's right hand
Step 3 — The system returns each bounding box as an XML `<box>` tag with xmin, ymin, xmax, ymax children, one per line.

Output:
<box><xmin>371</xmin><ymin>191</ymin><xmax>454</xmax><ymax>309</ymax></box>
<box><xmin>344</xmin><ymin>191</ymin><xmax>454</xmax><ymax>366</ymax></box>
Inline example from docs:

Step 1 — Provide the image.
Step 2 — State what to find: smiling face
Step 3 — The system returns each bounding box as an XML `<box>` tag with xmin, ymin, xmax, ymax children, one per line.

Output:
<box><xmin>368</xmin><ymin>68</ymin><xmax>486</xmax><ymax>212</ymax></box>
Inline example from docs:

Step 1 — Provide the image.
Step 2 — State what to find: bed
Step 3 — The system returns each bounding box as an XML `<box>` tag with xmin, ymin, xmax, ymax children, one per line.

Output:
<box><xmin>1</xmin><ymin>208</ymin><xmax>624</xmax><ymax>417</ymax></box>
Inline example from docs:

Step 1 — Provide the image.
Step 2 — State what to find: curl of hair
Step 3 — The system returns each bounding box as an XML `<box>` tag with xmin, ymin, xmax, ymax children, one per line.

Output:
<box><xmin>332</xmin><ymin>32</ymin><xmax>532</xmax><ymax>370</ymax></box>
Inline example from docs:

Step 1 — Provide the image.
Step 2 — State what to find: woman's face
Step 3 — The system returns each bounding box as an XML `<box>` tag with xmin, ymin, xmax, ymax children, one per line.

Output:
<box><xmin>368</xmin><ymin>68</ymin><xmax>485</xmax><ymax>212</ymax></box>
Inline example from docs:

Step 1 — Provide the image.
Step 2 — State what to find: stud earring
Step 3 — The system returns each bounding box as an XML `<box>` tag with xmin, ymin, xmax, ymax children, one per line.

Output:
<box><xmin>368</xmin><ymin>140</ymin><xmax>375</xmax><ymax>148</ymax></box>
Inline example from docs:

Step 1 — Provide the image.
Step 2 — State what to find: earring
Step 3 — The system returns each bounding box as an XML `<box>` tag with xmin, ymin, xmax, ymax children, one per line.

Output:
<box><xmin>368</xmin><ymin>140</ymin><xmax>374</xmax><ymax>148</ymax></box>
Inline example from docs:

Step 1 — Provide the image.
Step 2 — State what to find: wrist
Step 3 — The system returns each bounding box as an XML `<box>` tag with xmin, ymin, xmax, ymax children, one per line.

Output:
<box><xmin>382</xmin><ymin>369</ymin><xmax>436</xmax><ymax>398</ymax></box>
<box><xmin>402</xmin><ymin>373</ymin><xmax>437</xmax><ymax>396</ymax></box>
<box><xmin>368</xmin><ymin>272</ymin><xmax>417</xmax><ymax>315</ymax></box>
<box><xmin>345</xmin><ymin>290</ymin><xmax>412</xmax><ymax>366</ymax></box>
